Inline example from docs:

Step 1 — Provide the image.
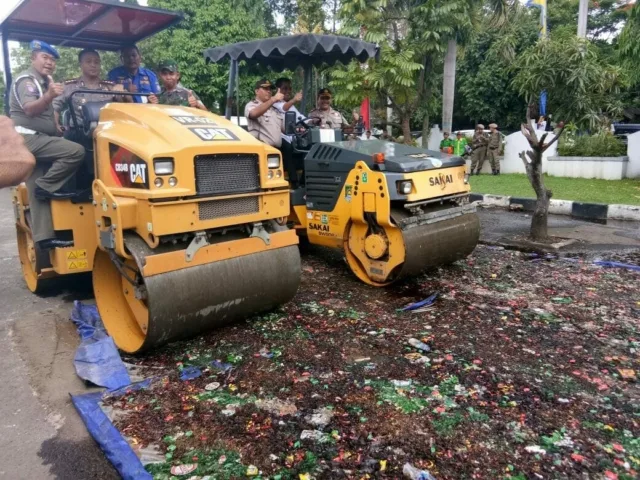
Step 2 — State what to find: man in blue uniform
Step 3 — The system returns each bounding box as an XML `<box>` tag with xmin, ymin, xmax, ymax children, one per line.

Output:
<box><xmin>107</xmin><ymin>44</ymin><xmax>160</xmax><ymax>103</ymax></box>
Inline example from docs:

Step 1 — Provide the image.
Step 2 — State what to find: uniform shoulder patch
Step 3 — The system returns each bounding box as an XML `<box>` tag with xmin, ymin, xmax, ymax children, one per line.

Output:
<box><xmin>64</xmin><ymin>78</ymin><xmax>80</xmax><ymax>85</ymax></box>
<box><xmin>100</xmin><ymin>80</ymin><xmax>114</xmax><ymax>86</ymax></box>
<box><xmin>24</xmin><ymin>82</ymin><xmax>37</xmax><ymax>94</ymax></box>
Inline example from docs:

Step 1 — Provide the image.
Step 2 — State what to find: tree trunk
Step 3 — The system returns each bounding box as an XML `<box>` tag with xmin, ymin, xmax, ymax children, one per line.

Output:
<box><xmin>401</xmin><ymin>116</ymin><xmax>411</xmax><ymax>144</ymax></box>
<box><xmin>518</xmin><ymin>121</ymin><xmax>566</xmax><ymax>241</ymax></box>
<box><xmin>442</xmin><ymin>38</ymin><xmax>457</xmax><ymax>134</ymax></box>
<box><xmin>421</xmin><ymin>113</ymin><xmax>430</xmax><ymax>148</ymax></box>
<box><xmin>525</xmin><ymin>150</ymin><xmax>551</xmax><ymax>240</ymax></box>
<box><xmin>577</xmin><ymin>0</ymin><xmax>588</xmax><ymax>38</ymax></box>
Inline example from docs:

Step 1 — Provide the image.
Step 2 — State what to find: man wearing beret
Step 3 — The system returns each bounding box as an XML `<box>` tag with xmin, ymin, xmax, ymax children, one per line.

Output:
<box><xmin>149</xmin><ymin>60</ymin><xmax>207</xmax><ymax>110</ymax></box>
<box><xmin>308</xmin><ymin>88</ymin><xmax>350</xmax><ymax>129</ymax></box>
<box><xmin>10</xmin><ymin>40</ymin><xmax>85</xmax><ymax>250</ymax></box>
<box><xmin>245</xmin><ymin>79</ymin><xmax>284</xmax><ymax>148</ymax></box>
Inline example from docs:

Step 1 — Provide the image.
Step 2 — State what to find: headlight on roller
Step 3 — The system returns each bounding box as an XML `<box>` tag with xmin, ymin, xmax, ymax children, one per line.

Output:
<box><xmin>397</xmin><ymin>180</ymin><xmax>413</xmax><ymax>195</ymax></box>
<box><xmin>267</xmin><ymin>154</ymin><xmax>281</xmax><ymax>169</ymax></box>
<box><xmin>154</xmin><ymin>158</ymin><xmax>174</xmax><ymax>175</ymax></box>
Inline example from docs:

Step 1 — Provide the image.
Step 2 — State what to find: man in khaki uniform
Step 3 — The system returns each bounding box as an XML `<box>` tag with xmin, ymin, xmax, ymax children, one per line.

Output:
<box><xmin>54</xmin><ymin>49</ymin><xmax>126</xmax><ymax>134</ymax></box>
<box><xmin>308</xmin><ymin>88</ymin><xmax>350</xmax><ymax>128</ymax></box>
<box><xmin>245</xmin><ymin>79</ymin><xmax>284</xmax><ymax>148</ymax></box>
<box><xmin>10</xmin><ymin>40</ymin><xmax>85</xmax><ymax>250</ymax></box>
<box><xmin>470</xmin><ymin>124</ymin><xmax>488</xmax><ymax>175</ymax></box>
<box><xmin>487</xmin><ymin>123</ymin><xmax>501</xmax><ymax>175</ymax></box>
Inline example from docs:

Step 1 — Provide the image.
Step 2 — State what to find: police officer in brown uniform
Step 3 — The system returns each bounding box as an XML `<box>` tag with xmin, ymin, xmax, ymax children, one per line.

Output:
<box><xmin>10</xmin><ymin>40</ymin><xmax>85</xmax><ymax>250</ymax></box>
<box><xmin>470</xmin><ymin>124</ymin><xmax>488</xmax><ymax>175</ymax></box>
<box><xmin>308</xmin><ymin>88</ymin><xmax>350</xmax><ymax>128</ymax></box>
<box><xmin>245</xmin><ymin>79</ymin><xmax>284</xmax><ymax>148</ymax></box>
<box><xmin>53</xmin><ymin>49</ymin><xmax>126</xmax><ymax>134</ymax></box>
<box><xmin>487</xmin><ymin>123</ymin><xmax>501</xmax><ymax>175</ymax></box>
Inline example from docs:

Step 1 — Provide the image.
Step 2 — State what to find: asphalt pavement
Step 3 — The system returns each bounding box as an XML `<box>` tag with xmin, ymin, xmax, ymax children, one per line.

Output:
<box><xmin>0</xmin><ymin>188</ymin><xmax>117</xmax><ymax>480</ymax></box>
<box><xmin>0</xmin><ymin>187</ymin><xmax>638</xmax><ymax>479</ymax></box>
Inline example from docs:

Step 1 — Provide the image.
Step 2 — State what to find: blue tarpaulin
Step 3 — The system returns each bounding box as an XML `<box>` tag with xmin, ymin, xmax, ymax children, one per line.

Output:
<box><xmin>70</xmin><ymin>301</ymin><xmax>131</xmax><ymax>390</ymax></box>
<box><xmin>72</xmin><ymin>392</ymin><xmax>152</xmax><ymax>480</ymax></box>
<box><xmin>593</xmin><ymin>260</ymin><xmax>640</xmax><ymax>272</ymax></box>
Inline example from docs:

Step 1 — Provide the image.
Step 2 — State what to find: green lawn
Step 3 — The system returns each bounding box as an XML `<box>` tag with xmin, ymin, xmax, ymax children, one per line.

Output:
<box><xmin>470</xmin><ymin>174</ymin><xmax>640</xmax><ymax>206</ymax></box>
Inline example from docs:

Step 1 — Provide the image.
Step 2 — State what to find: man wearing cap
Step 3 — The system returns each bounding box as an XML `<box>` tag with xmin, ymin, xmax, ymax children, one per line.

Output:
<box><xmin>308</xmin><ymin>88</ymin><xmax>350</xmax><ymax>129</ymax></box>
<box><xmin>439</xmin><ymin>132</ymin><xmax>455</xmax><ymax>153</ymax></box>
<box><xmin>54</xmin><ymin>49</ymin><xmax>127</xmax><ymax>135</ymax></box>
<box><xmin>107</xmin><ymin>44</ymin><xmax>160</xmax><ymax>103</ymax></box>
<box><xmin>453</xmin><ymin>131</ymin><xmax>468</xmax><ymax>157</ymax></box>
<box><xmin>149</xmin><ymin>60</ymin><xmax>207</xmax><ymax>110</ymax></box>
<box><xmin>487</xmin><ymin>123</ymin><xmax>501</xmax><ymax>175</ymax></box>
<box><xmin>10</xmin><ymin>40</ymin><xmax>86</xmax><ymax>250</ymax></box>
<box><xmin>470</xmin><ymin>124</ymin><xmax>488</xmax><ymax>175</ymax></box>
<box><xmin>271</xmin><ymin>77</ymin><xmax>307</xmax><ymax>186</ymax></box>
<box><xmin>245</xmin><ymin>79</ymin><xmax>285</xmax><ymax>148</ymax></box>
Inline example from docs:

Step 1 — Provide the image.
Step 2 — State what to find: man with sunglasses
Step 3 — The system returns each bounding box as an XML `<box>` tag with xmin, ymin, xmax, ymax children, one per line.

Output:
<box><xmin>245</xmin><ymin>79</ymin><xmax>284</xmax><ymax>148</ymax></box>
<box><xmin>308</xmin><ymin>88</ymin><xmax>350</xmax><ymax>129</ymax></box>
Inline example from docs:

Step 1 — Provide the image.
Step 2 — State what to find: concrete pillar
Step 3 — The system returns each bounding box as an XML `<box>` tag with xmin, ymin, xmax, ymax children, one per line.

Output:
<box><xmin>627</xmin><ymin>131</ymin><xmax>640</xmax><ymax>178</ymax></box>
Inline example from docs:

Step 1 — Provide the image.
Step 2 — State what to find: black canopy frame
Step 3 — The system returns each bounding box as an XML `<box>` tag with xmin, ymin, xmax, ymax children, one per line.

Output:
<box><xmin>203</xmin><ymin>34</ymin><xmax>379</xmax><ymax>119</ymax></box>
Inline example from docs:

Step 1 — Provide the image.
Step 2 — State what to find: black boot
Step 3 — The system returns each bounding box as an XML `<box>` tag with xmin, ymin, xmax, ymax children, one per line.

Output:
<box><xmin>496</xmin><ymin>170</ymin><xmax>500</xmax><ymax>175</ymax></box>
<box><xmin>34</xmin><ymin>186</ymin><xmax>76</xmax><ymax>201</ymax></box>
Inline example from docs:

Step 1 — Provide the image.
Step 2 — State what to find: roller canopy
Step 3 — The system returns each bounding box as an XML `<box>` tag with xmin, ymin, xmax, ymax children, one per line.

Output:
<box><xmin>0</xmin><ymin>0</ymin><xmax>183</xmax><ymax>51</ymax></box>
<box><xmin>204</xmin><ymin>34</ymin><xmax>380</xmax><ymax>70</ymax></box>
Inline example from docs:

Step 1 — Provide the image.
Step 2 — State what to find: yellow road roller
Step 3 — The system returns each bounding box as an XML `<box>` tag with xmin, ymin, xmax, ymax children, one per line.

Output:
<box><xmin>205</xmin><ymin>35</ymin><xmax>480</xmax><ymax>286</ymax></box>
<box><xmin>3</xmin><ymin>0</ymin><xmax>300</xmax><ymax>353</ymax></box>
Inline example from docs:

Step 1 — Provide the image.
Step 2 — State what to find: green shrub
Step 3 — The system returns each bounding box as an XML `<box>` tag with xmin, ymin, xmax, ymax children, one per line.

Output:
<box><xmin>558</xmin><ymin>132</ymin><xmax>627</xmax><ymax>157</ymax></box>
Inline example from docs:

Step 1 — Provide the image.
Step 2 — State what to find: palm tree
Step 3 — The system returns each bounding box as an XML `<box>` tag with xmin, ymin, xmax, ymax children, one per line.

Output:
<box><xmin>441</xmin><ymin>0</ymin><xmax>509</xmax><ymax>134</ymax></box>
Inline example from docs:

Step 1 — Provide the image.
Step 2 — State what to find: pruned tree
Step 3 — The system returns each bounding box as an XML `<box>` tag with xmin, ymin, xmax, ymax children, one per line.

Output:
<box><xmin>518</xmin><ymin>118</ymin><xmax>565</xmax><ymax>241</ymax></box>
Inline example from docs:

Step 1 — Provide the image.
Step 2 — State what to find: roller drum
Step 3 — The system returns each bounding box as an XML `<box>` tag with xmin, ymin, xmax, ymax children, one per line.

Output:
<box><xmin>94</xmin><ymin>234</ymin><xmax>301</xmax><ymax>353</ymax></box>
<box><xmin>396</xmin><ymin>210</ymin><xmax>480</xmax><ymax>279</ymax></box>
<box><xmin>142</xmin><ymin>246</ymin><xmax>301</xmax><ymax>350</ymax></box>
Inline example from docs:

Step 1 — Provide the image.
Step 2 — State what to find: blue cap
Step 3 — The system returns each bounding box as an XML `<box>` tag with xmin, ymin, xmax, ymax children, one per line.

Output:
<box><xmin>30</xmin><ymin>40</ymin><xmax>60</xmax><ymax>59</ymax></box>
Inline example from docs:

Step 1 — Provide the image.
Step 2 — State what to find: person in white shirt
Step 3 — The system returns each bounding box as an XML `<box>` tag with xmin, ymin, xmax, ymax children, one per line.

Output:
<box><xmin>273</xmin><ymin>77</ymin><xmax>306</xmax><ymax>144</ymax></box>
<box><xmin>272</xmin><ymin>77</ymin><xmax>306</xmax><ymax>187</ymax></box>
<box><xmin>537</xmin><ymin>116</ymin><xmax>547</xmax><ymax>131</ymax></box>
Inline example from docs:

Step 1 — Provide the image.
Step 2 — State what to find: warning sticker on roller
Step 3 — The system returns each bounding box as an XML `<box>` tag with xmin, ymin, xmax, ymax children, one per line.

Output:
<box><xmin>68</xmin><ymin>259</ymin><xmax>89</xmax><ymax>270</ymax></box>
<box><xmin>66</xmin><ymin>249</ymin><xmax>87</xmax><ymax>260</ymax></box>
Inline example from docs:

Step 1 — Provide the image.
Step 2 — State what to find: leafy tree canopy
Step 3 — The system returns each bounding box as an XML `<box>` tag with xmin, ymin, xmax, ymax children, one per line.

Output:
<box><xmin>512</xmin><ymin>29</ymin><xmax>627</xmax><ymax>130</ymax></box>
<box><xmin>143</xmin><ymin>0</ymin><xmax>275</xmax><ymax>111</ymax></box>
<box><xmin>457</xmin><ymin>7</ymin><xmax>539</xmax><ymax>131</ymax></box>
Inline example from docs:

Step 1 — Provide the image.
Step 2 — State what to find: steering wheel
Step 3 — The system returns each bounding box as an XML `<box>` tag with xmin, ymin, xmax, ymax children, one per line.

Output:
<box><xmin>292</xmin><ymin>118</ymin><xmax>315</xmax><ymax>137</ymax></box>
